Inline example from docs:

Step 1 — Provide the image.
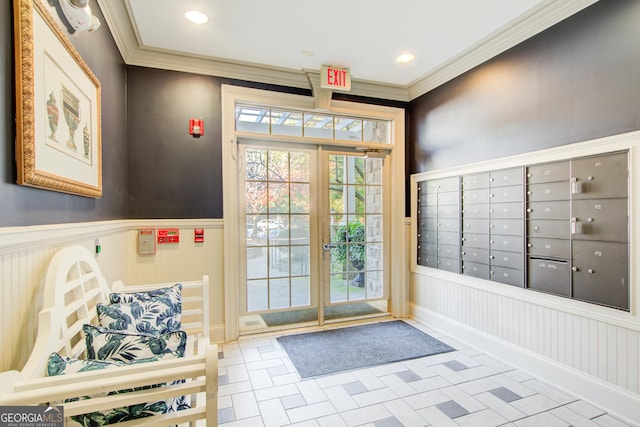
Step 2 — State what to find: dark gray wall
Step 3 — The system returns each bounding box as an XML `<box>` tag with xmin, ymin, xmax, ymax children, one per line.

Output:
<box><xmin>126</xmin><ymin>67</ymin><xmax>223</xmax><ymax>218</ymax></box>
<box><xmin>409</xmin><ymin>0</ymin><xmax>640</xmax><ymax>175</ymax></box>
<box><xmin>0</xmin><ymin>3</ymin><xmax>127</xmax><ymax>226</ymax></box>
<box><xmin>124</xmin><ymin>69</ymin><xmax>403</xmax><ymax>219</ymax></box>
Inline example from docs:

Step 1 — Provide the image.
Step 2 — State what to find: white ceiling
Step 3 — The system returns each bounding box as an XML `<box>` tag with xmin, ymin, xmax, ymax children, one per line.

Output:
<box><xmin>97</xmin><ymin>0</ymin><xmax>597</xmax><ymax>101</ymax></box>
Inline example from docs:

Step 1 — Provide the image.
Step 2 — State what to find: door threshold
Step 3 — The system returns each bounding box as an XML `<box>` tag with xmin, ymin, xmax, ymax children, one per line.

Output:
<box><xmin>238</xmin><ymin>314</ymin><xmax>395</xmax><ymax>339</ymax></box>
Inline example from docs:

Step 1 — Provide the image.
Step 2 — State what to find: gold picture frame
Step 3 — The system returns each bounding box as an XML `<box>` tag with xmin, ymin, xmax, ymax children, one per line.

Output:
<box><xmin>14</xmin><ymin>0</ymin><xmax>102</xmax><ymax>198</ymax></box>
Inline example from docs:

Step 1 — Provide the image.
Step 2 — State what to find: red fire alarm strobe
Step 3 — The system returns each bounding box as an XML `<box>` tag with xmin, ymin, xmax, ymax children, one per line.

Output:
<box><xmin>194</xmin><ymin>228</ymin><xmax>204</xmax><ymax>243</ymax></box>
<box><xmin>189</xmin><ymin>118</ymin><xmax>204</xmax><ymax>137</ymax></box>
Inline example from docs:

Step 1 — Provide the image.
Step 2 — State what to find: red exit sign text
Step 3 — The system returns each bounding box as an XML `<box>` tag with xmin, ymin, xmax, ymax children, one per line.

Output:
<box><xmin>321</xmin><ymin>66</ymin><xmax>351</xmax><ymax>91</ymax></box>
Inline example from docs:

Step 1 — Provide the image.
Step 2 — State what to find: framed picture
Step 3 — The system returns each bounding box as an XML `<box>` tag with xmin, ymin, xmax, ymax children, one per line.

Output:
<box><xmin>14</xmin><ymin>0</ymin><xmax>102</xmax><ymax>198</ymax></box>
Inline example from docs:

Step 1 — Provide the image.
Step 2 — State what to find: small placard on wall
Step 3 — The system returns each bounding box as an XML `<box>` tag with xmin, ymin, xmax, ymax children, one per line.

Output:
<box><xmin>157</xmin><ymin>228</ymin><xmax>179</xmax><ymax>244</ymax></box>
<box><xmin>138</xmin><ymin>228</ymin><xmax>156</xmax><ymax>255</ymax></box>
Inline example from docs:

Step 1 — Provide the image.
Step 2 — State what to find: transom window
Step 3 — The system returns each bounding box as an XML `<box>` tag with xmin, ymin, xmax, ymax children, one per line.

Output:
<box><xmin>235</xmin><ymin>105</ymin><xmax>391</xmax><ymax>144</ymax></box>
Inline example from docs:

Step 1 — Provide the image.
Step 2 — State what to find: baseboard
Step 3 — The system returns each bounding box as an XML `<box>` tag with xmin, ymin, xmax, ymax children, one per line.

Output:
<box><xmin>209</xmin><ymin>324</ymin><xmax>226</xmax><ymax>344</ymax></box>
<box><xmin>409</xmin><ymin>303</ymin><xmax>640</xmax><ymax>425</ymax></box>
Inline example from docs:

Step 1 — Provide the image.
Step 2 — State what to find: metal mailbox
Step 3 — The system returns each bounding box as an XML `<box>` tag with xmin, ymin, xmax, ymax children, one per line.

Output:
<box><xmin>490</xmin><ymin>249</ymin><xmax>524</xmax><ymax>270</ymax></box>
<box><xmin>462</xmin><ymin>188</ymin><xmax>489</xmax><ymax>204</ymax></box>
<box><xmin>527</xmin><ymin>257</ymin><xmax>571</xmax><ymax>296</ymax></box>
<box><xmin>437</xmin><ymin>218</ymin><xmax>460</xmax><ymax>233</ymax></box>
<box><xmin>438</xmin><ymin>190</ymin><xmax>460</xmax><ymax>205</ymax></box>
<box><xmin>572</xmin><ymin>240</ymin><xmax>628</xmax><ymax>310</ymax></box>
<box><xmin>571</xmin><ymin>152</ymin><xmax>628</xmax><ymax>200</ymax></box>
<box><xmin>462</xmin><ymin>261</ymin><xmax>490</xmax><ymax>279</ymax></box>
<box><xmin>463</xmin><ymin>218</ymin><xmax>489</xmax><ymax>234</ymax></box>
<box><xmin>526</xmin><ymin>181</ymin><xmax>570</xmax><ymax>202</ymax></box>
<box><xmin>420</xmin><ymin>255</ymin><xmax>437</xmax><ymax>268</ymax></box>
<box><xmin>526</xmin><ymin>161</ymin><xmax>569</xmax><ymax>184</ymax></box>
<box><xmin>462</xmin><ymin>172</ymin><xmax>489</xmax><ymax>190</ymax></box>
<box><xmin>527</xmin><ymin>219</ymin><xmax>569</xmax><ymax>239</ymax></box>
<box><xmin>526</xmin><ymin>201</ymin><xmax>570</xmax><ymax>220</ymax></box>
<box><xmin>438</xmin><ymin>204</ymin><xmax>461</xmax><ymax>218</ymax></box>
<box><xmin>421</xmin><ymin>205</ymin><xmax>437</xmax><ymax>218</ymax></box>
<box><xmin>438</xmin><ymin>231</ymin><xmax>459</xmax><ymax>246</ymax></box>
<box><xmin>490</xmin><ymin>234</ymin><xmax>523</xmax><ymax>253</ymax></box>
<box><xmin>437</xmin><ymin>257</ymin><xmax>460</xmax><ymax>273</ymax></box>
<box><xmin>489</xmin><ymin>185</ymin><xmax>522</xmax><ymax>204</ymax></box>
<box><xmin>571</xmin><ymin>199</ymin><xmax>628</xmax><ymax>242</ymax></box>
<box><xmin>489</xmin><ymin>219</ymin><xmax>523</xmax><ymax>236</ymax></box>
<box><xmin>418</xmin><ymin>192</ymin><xmax>437</xmax><ymax>206</ymax></box>
<box><xmin>462</xmin><ymin>233</ymin><xmax>490</xmax><ymax>248</ymax></box>
<box><xmin>462</xmin><ymin>204</ymin><xmax>489</xmax><ymax>219</ymax></box>
<box><xmin>490</xmin><ymin>202</ymin><xmax>523</xmax><ymax>219</ymax></box>
<box><xmin>490</xmin><ymin>167</ymin><xmax>523</xmax><ymax>187</ymax></box>
<box><xmin>490</xmin><ymin>266</ymin><xmax>524</xmax><ymax>287</ymax></box>
<box><xmin>461</xmin><ymin>247</ymin><xmax>490</xmax><ymax>263</ymax></box>
<box><xmin>527</xmin><ymin>237</ymin><xmax>570</xmax><ymax>259</ymax></box>
<box><xmin>416</xmin><ymin>150</ymin><xmax>628</xmax><ymax>310</ymax></box>
<box><xmin>438</xmin><ymin>244</ymin><xmax>460</xmax><ymax>261</ymax></box>
<box><xmin>437</xmin><ymin>176</ymin><xmax>460</xmax><ymax>192</ymax></box>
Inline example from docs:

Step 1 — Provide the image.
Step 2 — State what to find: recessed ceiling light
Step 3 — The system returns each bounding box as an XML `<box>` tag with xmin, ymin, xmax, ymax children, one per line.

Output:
<box><xmin>185</xmin><ymin>10</ymin><xmax>208</xmax><ymax>24</ymax></box>
<box><xmin>396</xmin><ymin>53</ymin><xmax>415</xmax><ymax>63</ymax></box>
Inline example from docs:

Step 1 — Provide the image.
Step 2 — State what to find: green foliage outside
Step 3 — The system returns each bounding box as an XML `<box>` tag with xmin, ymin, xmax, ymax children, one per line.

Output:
<box><xmin>331</xmin><ymin>221</ymin><xmax>365</xmax><ymax>271</ymax></box>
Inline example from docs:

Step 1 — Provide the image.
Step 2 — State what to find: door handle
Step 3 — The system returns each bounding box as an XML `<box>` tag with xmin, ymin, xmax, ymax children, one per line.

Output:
<box><xmin>322</xmin><ymin>243</ymin><xmax>337</xmax><ymax>251</ymax></box>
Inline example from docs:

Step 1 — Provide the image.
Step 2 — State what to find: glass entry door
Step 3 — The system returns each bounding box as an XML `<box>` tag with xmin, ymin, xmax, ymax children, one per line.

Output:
<box><xmin>240</xmin><ymin>144</ymin><xmax>318</xmax><ymax>331</ymax></box>
<box><xmin>239</xmin><ymin>144</ymin><xmax>388</xmax><ymax>333</ymax></box>
<box><xmin>322</xmin><ymin>153</ymin><xmax>388</xmax><ymax>320</ymax></box>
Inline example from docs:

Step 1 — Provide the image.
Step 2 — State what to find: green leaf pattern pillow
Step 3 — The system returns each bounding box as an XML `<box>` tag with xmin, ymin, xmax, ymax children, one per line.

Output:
<box><xmin>84</xmin><ymin>324</ymin><xmax>187</xmax><ymax>363</ymax></box>
<box><xmin>109</xmin><ymin>283</ymin><xmax>182</xmax><ymax>304</ymax></box>
<box><xmin>47</xmin><ymin>352</ymin><xmax>187</xmax><ymax>425</ymax></box>
<box><xmin>97</xmin><ymin>300</ymin><xmax>181</xmax><ymax>335</ymax></box>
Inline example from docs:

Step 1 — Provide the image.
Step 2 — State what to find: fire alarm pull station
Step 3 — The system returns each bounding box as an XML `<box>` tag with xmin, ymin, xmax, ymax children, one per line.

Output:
<box><xmin>138</xmin><ymin>229</ymin><xmax>156</xmax><ymax>255</ymax></box>
<box><xmin>157</xmin><ymin>228</ymin><xmax>180</xmax><ymax>244</ymax></box>
<box><xmin>189</xmin><ymin>118</ymin><xmax>204</xmax><ymax>137</ymax></box>
<box><xmin>194</xmin><ymin>228</ymin><xmax>204</xmax><ymax>243</ymax></box>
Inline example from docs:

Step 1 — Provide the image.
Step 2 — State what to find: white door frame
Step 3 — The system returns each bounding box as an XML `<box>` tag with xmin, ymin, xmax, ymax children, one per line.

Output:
<box><xmin>221</xmin><ymin>85</ymin><xmax>406</xmax><ymax>341</ymax></box>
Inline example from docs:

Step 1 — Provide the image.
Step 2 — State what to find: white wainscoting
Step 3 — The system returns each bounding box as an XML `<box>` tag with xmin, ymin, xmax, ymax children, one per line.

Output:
<box><xmin>409</xmin><ymin>272</ymin><xmax>639</xmax><ymax>424</ymax></box>
<box><xmin>407</xmin><ymin>131</ymin><xmax>640</xmax><ymax>424</ymax></box>
<box><xmin>0</xmin><ymin>219</ymin><xmax>224</xmax><ymax>373</ymax></box>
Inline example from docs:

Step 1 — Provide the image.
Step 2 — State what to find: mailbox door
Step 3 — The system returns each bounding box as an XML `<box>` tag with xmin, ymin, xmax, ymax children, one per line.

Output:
<box><xmin>571</xmin><ymin>152</ymin><xmax>628</xmax><ymax>200</ymax></box>
<box><xmin>572</xmin><ymin>241</ymin><xmax>628</xmax><ymax>310</ymax></box>
<box><xmin>462</xmin><ymin>261</ymin><xmax>490</xmax><ymax>279</ymax></box>
<box><xmin>527</xmin><ymin>257</ymin><xmax>571</xmax><ymax>296</ymax></box>
<box><xmin>462</xmin><ymin>172</ymin><xmax>489</xmax><ymax>190</ymax></box>
<box><xmin>571</xmin><ymin>199</ymin><xmax>628</xmax><ymax>243</ymax></box>
<box><xmin>527</xmin><ymin>201</ymin><xmax>570</xmax><ymax>220</ymax></box>
<box><xmin>527</xmin><ymin>161</ymin><xmax>569</xmax><ymax>184</ymax></box>
<box><xmin>527</xmin><ymin>181</ymin><xmax>570</xmax><ymax>202</ymax></box>
<box><xmin>462</xmin><ymin>204</ymin><xmax>489</xmax><ymax>219</ymax></box>
<box><xmin>463</xmin><ymin>188</ymin><xmax>490</xmax><ymax>205</ymax></box>
<box><xmin>462</xmin><ymin>233</ymin><xmax>490</xmax><ymax>249</ymax></box>
<box><xmin>528</xmin><ymin>219</ymin><xmax>570</xmax><ymax>239</ymax></box>
<box><xmin>490</xmin><ymin>202</ymin><xmax>523</xmax><ymax>219</ymax></box>
<box><xmin>490</xmin><ymin>167</ymin><xmax>523</xmax><ymax>187</ymax></box>
<box><xmin>527</xmin><ymin>238</ymin><xmax>570</xmax><ymax>259</ymax></box>
<box><xmin>490</xmin><ymin>266</ymin><xmax>524</xmax><ymax>287</ymax></box>
<box><xmin>491</xmin><ymin>234</ymin><xmax>523</xmax><ymax>254</ymax></box>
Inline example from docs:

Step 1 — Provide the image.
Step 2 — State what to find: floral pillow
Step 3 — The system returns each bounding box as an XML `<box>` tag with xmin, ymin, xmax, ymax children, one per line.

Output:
<box><xmin>109</xmin><ymin>283</ymin><xmax>182</xmax><ymax>304</ymax></box>
<box><xmin>83</xmin><ymin>324</ymin><xmax>187</xmax><ymax>363</ymax></box>
<box><xmin>97</xmin><ymin>300</ymin><xmax>181</xmax><ymax>335</ymax></box>
<box><xmin>47</xmin><ymin>352</ymin><xmax>188</xmax><ymax>425</ymax></box>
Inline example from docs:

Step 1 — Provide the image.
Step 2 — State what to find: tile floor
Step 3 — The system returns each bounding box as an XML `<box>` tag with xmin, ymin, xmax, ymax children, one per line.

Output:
<box><xmin>217</xmin><ymin>319</ymin><xmax>635</xmax><ymax>427</ymax></box>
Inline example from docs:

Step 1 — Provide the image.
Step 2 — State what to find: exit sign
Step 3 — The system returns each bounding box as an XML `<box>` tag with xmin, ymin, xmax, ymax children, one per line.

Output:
<box><xmin>321</xmin><ymin>65</ymin><xmax>351</xmax><ymax>91</ymax></box>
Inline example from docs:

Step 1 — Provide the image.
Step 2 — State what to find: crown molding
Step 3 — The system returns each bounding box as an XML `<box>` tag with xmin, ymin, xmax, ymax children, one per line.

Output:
<box><xmin>97</xmin><ymin>0</ymin><xmax>597</xmax><ymax>103</ymax></box>
<box><xmin>406</xmin><ymin>0</ymin><xmax>598</xmax><ymax>100</ymax></box>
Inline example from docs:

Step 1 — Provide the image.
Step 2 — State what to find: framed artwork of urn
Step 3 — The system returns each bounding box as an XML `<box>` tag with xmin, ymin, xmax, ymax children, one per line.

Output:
<box><xmin>14</xmin><ymin>0</ymin><xmax>102</xmax><ymax>198</ymax></box>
